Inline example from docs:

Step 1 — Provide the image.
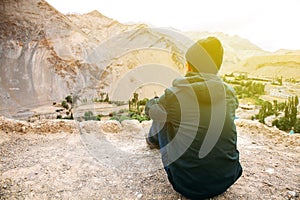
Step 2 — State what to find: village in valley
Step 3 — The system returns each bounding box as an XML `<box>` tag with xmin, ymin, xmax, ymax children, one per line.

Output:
<box><xmin>10</xmin><ymin>71</ymin><xmax>300</xmax><ymax>136</ymax></box>
<box><xmin>222</xmin><ymin>72</ymin><xmax>300</xmax><ymax>133</ymax></box>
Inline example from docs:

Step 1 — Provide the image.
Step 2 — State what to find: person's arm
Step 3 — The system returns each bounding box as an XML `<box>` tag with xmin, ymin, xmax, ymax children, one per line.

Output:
<box><xmin>224</xmin><ymin>83</ymin><xmax>239</xmax><ymax>109</ymax></box>
<box><xmin>145</xmin><ymin>96</ymin><xmax>159</xmax><ymax>116</ymax></box>
<box><xmin>145</xmin><ymin>94</ymin><xmax>168</xmax><ymax>148</ymax></box>
<box><xmin>145</xmin><ymin>94</ymin><xmax>168</xmax><ymax>122</ymax></box>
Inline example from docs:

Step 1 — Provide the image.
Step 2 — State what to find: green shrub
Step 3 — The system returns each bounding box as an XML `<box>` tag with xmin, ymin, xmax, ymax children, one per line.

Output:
<box><xmin>294</xmin><ymin>118</ymin><xmax>300</xmax><ymax>133</ymax></box>
<box><xmin>65</xmin><ymin>95</ymin><xmax>73</xmax><ymax>104</ymax></box>
<box><xmin>104</xmin><ymin>93</ymin><xmax>109</xmax><ymax>102</ymax></box>
<box><xmin>130</xmin><ymin>113</ymin><xmax>150</xmax><ymax>122</ymax></box>
<box><xmin>276</xmin><ymin>117</ymin><xmax>291</xmax><ymax>131</ymax></box>
<box><xmin>139</xmin><ymin>98</ymin><xmax>149</xmax><ymax>106</ymax></box>
<box><xmin>84</xmin><ymin>111</ymin><xmax>100</xmax><ymax>121</ymax></box>
<box><xmin>61</xmin><ymin>100</ymin><xmax>69</xmax><ymax>110</ymax></box>
<box><xmin>112</xmin><ymin>115</ymin><xmax>132</xmax><ymax>122</ymax></box>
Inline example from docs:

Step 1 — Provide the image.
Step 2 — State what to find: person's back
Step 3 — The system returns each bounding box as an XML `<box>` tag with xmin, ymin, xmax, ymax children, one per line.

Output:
<box><xmin>146</xmin><ymin>37</ymin><xmax>242</xmax><ymax>199</ymax></box>
<box><xmin>161</xmin><ymin>72</ymin><xmax>242</xmax><ymax>199</ymax></box>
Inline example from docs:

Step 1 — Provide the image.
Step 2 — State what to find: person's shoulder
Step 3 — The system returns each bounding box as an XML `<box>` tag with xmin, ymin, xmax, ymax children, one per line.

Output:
<box><xmin>223</xmin><ymin>82</ymin><xmax>236</xmax><ymax>95</ymax></box>
<box><xmin>164</xmin><ymin>84</ymin><xmax>184</xmax><ymax>99</ymax></box>
<box><xmin>223</xmin><ymin>82</ymin><xmax>239</xmax><ymax>107</ymax></box>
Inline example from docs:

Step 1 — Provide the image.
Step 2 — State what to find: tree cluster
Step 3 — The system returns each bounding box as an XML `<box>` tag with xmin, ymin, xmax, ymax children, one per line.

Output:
<box><xmin>272</xmin><ymin>96</ymin><xmax>299</xmax><ymax>132</ymax></box>
<box><xmin>254</xmin><ymin>96</ymin><xmax>299</xmax><ymax>133</ymax></box>
<box><xmin>127</xmin><ymin>93</ymin><xmax>149</xmax><ymax>122</ymax></box>
<box><xmin>94</xmin><ymin>93</ymin><xmax>110</xmax><ymax>103</ymax></box>
<box><xmin>83</xmin><ymin>111</ymin><xmax>101</xmax><ymax>121</ymax></box>
<box><xmin>233</xmin><ymin>81</ymin><xmax>265</xmax><ymax>99</ymax></box>
<box><xmin>56</xmin><ymin>95</ymin><xmax>74</xmax><ymax>120</ymax></box>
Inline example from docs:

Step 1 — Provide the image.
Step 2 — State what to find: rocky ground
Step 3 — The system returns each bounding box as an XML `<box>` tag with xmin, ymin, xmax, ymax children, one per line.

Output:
<box><xmin>0</xmin><ymin>116</ymin><xmax>299</xmax><ymax>200</ymax></box>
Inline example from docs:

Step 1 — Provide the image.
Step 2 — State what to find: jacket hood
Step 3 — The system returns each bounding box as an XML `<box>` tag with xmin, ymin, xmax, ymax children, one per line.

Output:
<box><xmin>172</xmin><ymin>72</ymin><xmax>228</xmax><ymax>104</ymax></box>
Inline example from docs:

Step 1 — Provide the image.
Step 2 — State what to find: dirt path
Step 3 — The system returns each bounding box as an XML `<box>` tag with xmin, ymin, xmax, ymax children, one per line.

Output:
<box><xmin>0</xmin><ymin>117</ymin><xmax>299</xmax><ymax>200</ymax></box>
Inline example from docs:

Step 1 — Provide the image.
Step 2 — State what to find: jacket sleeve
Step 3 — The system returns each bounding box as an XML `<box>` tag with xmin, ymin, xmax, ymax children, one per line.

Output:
<box><xmin>224</xmin><ymin>83</ymin><xmax>239</xmax><ymax>109</ymax></box>
<box><xmin>145</xmin><ymin>93</ymin><xmax>168</xmax><ymax>122</ymax></box>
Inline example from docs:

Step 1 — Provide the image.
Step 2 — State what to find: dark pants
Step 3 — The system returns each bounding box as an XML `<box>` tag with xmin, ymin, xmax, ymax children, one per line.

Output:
<box><xmin>148</xmin><ymin>121</ymin><xmax>174</xmax><ymax>183</ymax></box>
<box><xmin>148</xmin><ymin>121</ymin><xmax>168</xmax><ymax>148</ymax></box>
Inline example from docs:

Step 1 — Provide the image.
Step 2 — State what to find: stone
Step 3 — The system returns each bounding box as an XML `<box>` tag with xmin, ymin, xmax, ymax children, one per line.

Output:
<box><xmin>101</xmin><ymin>120</ymin><xmax>122</xmax><ymax>133</ymax></box>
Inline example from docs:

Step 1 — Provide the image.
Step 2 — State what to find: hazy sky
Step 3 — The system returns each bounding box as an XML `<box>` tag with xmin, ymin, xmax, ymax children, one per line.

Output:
<box><xmin>46</xmin><ymin>0</ymin><xmax>300</xmax><ymax>52</ymax></box>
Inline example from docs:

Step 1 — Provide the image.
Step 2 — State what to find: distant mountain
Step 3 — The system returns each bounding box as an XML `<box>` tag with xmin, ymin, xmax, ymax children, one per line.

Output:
<box><xmin>240</xmin><ymin>52</ymin><xmax>300</xmax><ymax>79</ymax></box>
<box><xmin>185</xmin><ymin>31</ymin><xmax>270</xmax><ymax>75</ymax></box>
<box><xmin>186</xmin><ymin>32</ymin><xmax>300</xmax><ymax>78</ymax></box>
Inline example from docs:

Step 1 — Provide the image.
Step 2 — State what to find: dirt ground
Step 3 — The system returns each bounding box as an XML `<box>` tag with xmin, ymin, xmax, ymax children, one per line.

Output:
<box><xmin>0</xmin><ymin>116</ymin><xmax>299</xmax><ymax>200</ymax></box>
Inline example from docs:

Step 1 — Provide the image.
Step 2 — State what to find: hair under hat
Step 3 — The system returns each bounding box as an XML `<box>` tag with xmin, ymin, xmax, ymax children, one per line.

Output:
<box><xmin>185</xmin><ymin>37</ymin><xmax>224</xmax><ymax>74</ymax></box>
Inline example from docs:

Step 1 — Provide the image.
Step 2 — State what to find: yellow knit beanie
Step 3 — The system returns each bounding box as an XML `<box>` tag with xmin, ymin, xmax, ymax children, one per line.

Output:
<box><xmin>185</xmin><ymin>37</ymin><xmax>224</xmax><ymax>74</ymax></box>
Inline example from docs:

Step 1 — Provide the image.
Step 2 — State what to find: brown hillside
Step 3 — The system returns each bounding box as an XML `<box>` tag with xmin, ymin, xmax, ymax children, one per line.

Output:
<box><xmin>242</xmin><ymin>54</ymin><xmax>300</xmax><ymax>79</ymax></box>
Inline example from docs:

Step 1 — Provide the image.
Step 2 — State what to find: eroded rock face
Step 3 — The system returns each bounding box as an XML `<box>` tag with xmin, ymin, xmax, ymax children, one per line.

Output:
<box><xmin>0</xmin><ymin>0</ymin><xmax>187</xmax><ymax>118</ymax></box>
<box><xmin>0</xmin><ymin>0</ymin><xmax>95</xmax><ymax>116</ymax></box>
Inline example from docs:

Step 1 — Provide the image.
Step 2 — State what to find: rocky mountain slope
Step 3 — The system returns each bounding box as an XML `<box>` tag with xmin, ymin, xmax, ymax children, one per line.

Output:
<box><xmin>0</xmin><ymin>0</ymin><xmax>96</xmax><ymax>117</ymax></box>
<box><xmin>66</xmin><ymin>10</ymin><xmax>147</xmax><ymax>43</ymax></box>
<box><xmin>0</xmin><ymin>0</ymin><xmax>187</xmax><ymax>117</ymax></box>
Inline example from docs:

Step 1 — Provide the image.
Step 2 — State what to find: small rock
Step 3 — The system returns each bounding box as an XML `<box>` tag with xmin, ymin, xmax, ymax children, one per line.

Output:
<box><xmin>265</xmin><ymin>168</ymin><xmax>274</xmax><ymax>174</ymax></box>
<box><xmin>3</xmin><ymin>185</ymin><xmax>7</xmax><ymax>189</ymax></box>
<box><xmin>287</xmin><ymin>190</ymin><xmax>298</xmax><ymax>197</ymax></box>
<box><xmin>101</xmin><ymin>120</ymin><xmax>122</xmax><ymax>133</ymax></box>
<box><xmin>136</xmin><ymin>193</ymin><xmax>143</xmax><ymax>199</ymax></box>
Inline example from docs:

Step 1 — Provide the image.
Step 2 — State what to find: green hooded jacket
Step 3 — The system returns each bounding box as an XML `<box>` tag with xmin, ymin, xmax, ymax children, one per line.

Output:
<box><xmin>148</xmin><ymin>72</ymin><xmax>242</xmax><ymax>199</ymax></box>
